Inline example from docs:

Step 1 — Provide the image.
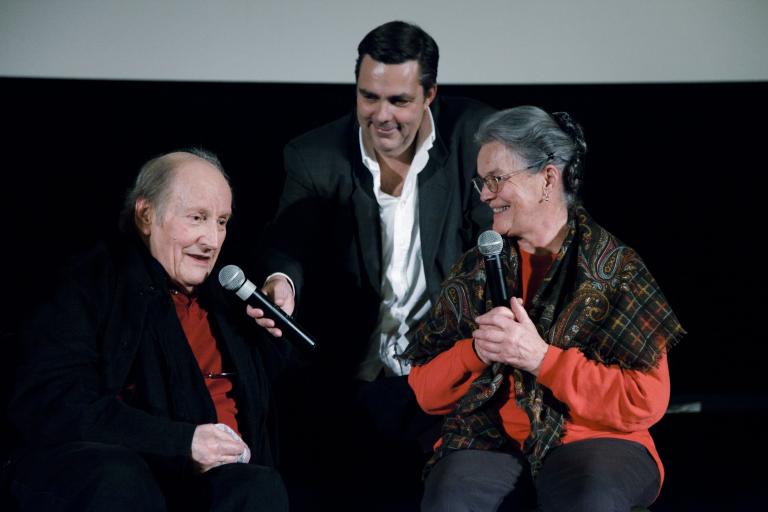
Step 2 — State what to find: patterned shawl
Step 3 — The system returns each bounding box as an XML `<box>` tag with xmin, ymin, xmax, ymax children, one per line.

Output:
<box><xmin>402</xmin><ymin>205</ymin><xmax>685</xmax><ymax>476</ymax></box>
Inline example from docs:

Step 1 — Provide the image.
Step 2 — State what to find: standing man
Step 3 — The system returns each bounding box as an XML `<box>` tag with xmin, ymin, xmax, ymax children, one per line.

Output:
<box><xmin>7</xmin><ymin>150</ymin><xmax>289</xmax><ymax>512</ymax></box>
<box><xmin>249</xmin><ymin>20</ymin><xmax>494</xmax><ymax>507</ymax></box>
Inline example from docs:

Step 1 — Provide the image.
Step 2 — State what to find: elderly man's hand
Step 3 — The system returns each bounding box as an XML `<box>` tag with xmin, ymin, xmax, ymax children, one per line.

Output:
<box><xmin>191</xmin><ymin>424</ymin><xmax>248</xmax><ymax>472</ymax></box>
<box><xmin>246</xmin><ymin>276</ymin><xmax>295</xmax><ymax>338</ymax></box>
<box><xmin>472</xmin><ymin>297</ymin><xmax>549</xmax><ymax>375</ymax></box>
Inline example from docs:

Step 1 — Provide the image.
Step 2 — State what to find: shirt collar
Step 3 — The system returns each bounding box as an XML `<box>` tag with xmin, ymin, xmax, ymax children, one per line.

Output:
<box><xmin>358</xmin><ymin>106</ymin><xmax>436</xmax><ymax>173</ymax></box>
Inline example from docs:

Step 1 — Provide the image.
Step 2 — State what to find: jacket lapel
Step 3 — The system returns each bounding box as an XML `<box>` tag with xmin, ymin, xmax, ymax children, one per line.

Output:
<box><xmin>419</xmin><ymin>114</ymin><xmax>452</xmax><ymax>295</ymax></box>
<box><xmin>210</xmin><ymin>310</ymin><xmax>259</xmax><ymax>436</ymax></box>
<box><xmin>206</xmin><ymin>287</ymin><xmax>273</xmax><ymax>464</ymax></box>
<box><xmin>349</xmin><ymin>124</ymin><xmax>383</xmax><ymax>296</ymax></box>
<box><xmin>109</xmin><ymin>242</ymin><xmax>162</xmax><ymax>390</ymax></box>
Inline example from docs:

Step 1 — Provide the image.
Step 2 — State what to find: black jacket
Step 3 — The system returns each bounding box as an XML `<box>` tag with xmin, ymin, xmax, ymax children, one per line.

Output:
<box><xmin>8</xmin><ymin>235</ymin><xmax>289</xmax><ymax>468</ymax></box>
<box><xmin>259</xmin><ymin>96</ymin><xmax>494</xmax><ymax>374</ymax></box>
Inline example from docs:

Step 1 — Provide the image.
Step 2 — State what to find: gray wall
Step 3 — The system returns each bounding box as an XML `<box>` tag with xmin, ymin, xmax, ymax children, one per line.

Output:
<box><xmin>1</xmin><ymin>0</ymin><xmax>767</xmax><ymax>83</ymax></box>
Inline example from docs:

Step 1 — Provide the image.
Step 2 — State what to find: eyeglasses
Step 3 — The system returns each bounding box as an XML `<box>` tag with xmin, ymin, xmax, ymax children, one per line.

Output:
<box><xmin>472</xmin><ymin>154</ymin><xmax>555</xmax><ymax>194</ymax></box>
<box><xmin>471</xmin><ymin>171</ymin><xmax>524</xmax><ymax>194</ymax></box>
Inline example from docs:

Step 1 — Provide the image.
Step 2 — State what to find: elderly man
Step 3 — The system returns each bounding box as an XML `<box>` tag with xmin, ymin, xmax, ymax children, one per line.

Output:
<box><xmin>6</xmin><ymin>150</ymin><xmax>289</xmax><ymax>511</ymax></box>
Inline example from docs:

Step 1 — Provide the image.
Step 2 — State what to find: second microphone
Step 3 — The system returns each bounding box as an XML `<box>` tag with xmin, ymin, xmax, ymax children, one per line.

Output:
<box><xmin>218</xmin><ymin>264</ymin><xmax>318</xmax><ymax>350</ymax></box>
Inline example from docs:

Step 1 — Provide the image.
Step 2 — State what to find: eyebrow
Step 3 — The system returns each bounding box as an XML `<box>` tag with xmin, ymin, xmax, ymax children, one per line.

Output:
<box><xmin>358</xmin><ymin>87</ymin><xmax>377</xmax><ymax>97</ymax></box>
<box><xmin>388</xmin><ymin>93</ymin><xmax>414</xmax><ymax>102</ymax></box>
<box><xmin>358</xmin><ymin>87</ymin><xmax>415</xmax><ymax>103</ymax></box>
<box><xmin>187</xmin><ymin>207</ymin><xmax>232</xmax><ymax>217</ymax></box>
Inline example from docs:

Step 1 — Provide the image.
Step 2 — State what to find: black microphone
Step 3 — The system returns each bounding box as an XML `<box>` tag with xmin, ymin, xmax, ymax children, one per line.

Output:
<box><xmin>218</xmin><ymin>265</ymin><xmax>317</xmax><ymax>350</ymax></box>
<box><xmin>478</xmin><ymin>230</ymin><xmax>509</xmax><ymax>308</ymax></box>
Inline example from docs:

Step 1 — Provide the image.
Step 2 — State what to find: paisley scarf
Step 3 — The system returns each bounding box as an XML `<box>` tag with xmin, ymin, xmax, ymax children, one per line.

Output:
<box><xmin>402</xmin><ymin>205</ymin><xmax>685</xmax><ymax>476</ymax></box>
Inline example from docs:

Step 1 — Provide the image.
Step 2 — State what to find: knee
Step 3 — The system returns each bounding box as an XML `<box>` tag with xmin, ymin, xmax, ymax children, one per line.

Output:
<box><xmin>535</xmin><ymin>439</ymin><xmax>657</xmax><ymax>512</ymax></box>
<box><xmin>84</xmin><ymin>444</ymin><xmax>148</xmax><ymax>480</ymax></box>
<box><xmin>422</xmin><ymin>474</ymin><xmax>474</xmax><ymax>512</ymax></box>
<box><xmin>77</xmin><ymin>444</ymin><xmax>164</xmax><ymax>508</ymax></box>
<box><xmin>11</xmin><ymin>442</ymin><xmax>164</xmax><ymax>512</ymax></box>
<box><xmin>422</xmin><ymin>450</ymin><xmax>529</xmax><ymax>512</ymax></box>
<box><xmin>422</xmin><ymin>466</ymin><xmax>493</xmax><ymax>512</ymax></box>
<box><xmin>208</xmin><ymin>464</ymin><xmax>288</xmax><ymax>512</ymax></box>
<box><xmin>537</xmin><ymin>472</ymin><xmax>627</xmax><ymax>512</ymax></box>
<box><xmin>243</xmin><ymin>465</ymin><xmax>288</xmax><ymax>510</ymax></box>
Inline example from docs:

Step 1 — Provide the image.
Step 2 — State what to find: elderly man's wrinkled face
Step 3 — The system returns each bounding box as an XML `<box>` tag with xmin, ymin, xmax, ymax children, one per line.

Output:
<box><xmin>139</xmin><ymin>157</ymin><xmax>232</xmax><ymax>294</ymax></box>
<box><xmin>356</xmin><ymin>55</ymin><xmax>436</xmax><ymax>162</ymax></box>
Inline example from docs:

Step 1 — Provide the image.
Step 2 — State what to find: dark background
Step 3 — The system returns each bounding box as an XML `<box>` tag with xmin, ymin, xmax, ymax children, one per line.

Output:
<box><xmin>2</xmin><ymin>77</ymin><xmax>767</xmax><ymax>508</ymax></box>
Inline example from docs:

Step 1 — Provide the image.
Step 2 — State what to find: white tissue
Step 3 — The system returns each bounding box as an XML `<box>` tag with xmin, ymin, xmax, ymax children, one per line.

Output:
<box><xmin>214</xmin><ymin>423</ymin><xmax>251</xmax><ymax>463</ymax></box>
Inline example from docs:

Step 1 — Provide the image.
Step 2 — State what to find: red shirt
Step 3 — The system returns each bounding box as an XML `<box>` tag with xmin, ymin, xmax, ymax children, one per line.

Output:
<box><xmin>172</xmin><ymin>291</ymin><xmax>240</xmax><ymax>436</ymax></box>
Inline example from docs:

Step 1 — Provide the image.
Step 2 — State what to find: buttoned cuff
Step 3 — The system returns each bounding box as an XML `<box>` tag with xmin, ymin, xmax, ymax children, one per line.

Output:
<box><xmin>264</xmin><ymin>272</ymin><xmax>295</xmax><ymax>296</ymax></box>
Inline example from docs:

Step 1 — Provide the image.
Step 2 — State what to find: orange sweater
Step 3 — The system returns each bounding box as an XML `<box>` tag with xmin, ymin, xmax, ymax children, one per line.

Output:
<box><xmin>410</xmin><ymin>340</ymin><xmax>669</xmax><ymax>485</ymax></box>
<box><xmin>409</xmin><ymin>248</ymin><xmax>669</xmax><ymax>485</ymax></box>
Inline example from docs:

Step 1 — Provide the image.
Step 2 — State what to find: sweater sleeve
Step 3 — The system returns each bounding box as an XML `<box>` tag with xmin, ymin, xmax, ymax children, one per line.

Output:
<box><xmin>408</xmin><ymin>338</ymin><xmax>488</xmax><ymax>414</ymax></box>
<box><xmin>537</xmin><ymin>345</ymin><xmax>670</xmax><ymax>432</ymax></box>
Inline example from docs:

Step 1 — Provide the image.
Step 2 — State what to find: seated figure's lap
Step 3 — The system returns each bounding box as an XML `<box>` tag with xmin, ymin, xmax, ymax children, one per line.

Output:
<box><xmin>10</xmin><ymin>442</ymin><xmax>164</xmax><ymax>511</ymax></box>
<box><xmin>421</xmin><ymin>439</ymin><xmax>660</xmax><ymax>512</ymax></box>
<box><xmin>9</xmin><ymin>442</ymin><xmax>288</xmax><ymax>512</ymax></box>
<box><xmin>535</xmin><ymin>439</ymin><xmax>660</xmax><ymax>512</ymax></box>
<box><xmin>422</xmin><ymin>449</ymin><xmax>534</xmax><ymax>512</ymax></box>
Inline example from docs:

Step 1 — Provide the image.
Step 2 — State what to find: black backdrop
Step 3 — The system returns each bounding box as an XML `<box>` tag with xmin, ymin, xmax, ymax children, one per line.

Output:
<box><xmin>2</xmin><ymin>77</ymin><xmax>767</xmax><ymax>507</ymax></box>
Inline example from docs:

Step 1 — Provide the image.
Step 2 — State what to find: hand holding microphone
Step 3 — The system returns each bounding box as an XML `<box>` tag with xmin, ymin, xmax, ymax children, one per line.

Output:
<box><xmin>251</xmin><ymin>276</ymin><xmax>295</xmax><ymax>337</ymax></box>
<box><xmin>218</xmin><ymin>265</ymin><xmax>317</xmax><ymax>350</ymax></box>
<box><xmin>478</xmin><ymin>230</ymin><xmax>509</xmax><ymax>308</ymax></box>
<box><xmin>473</xmin><ymin>230</ymin><xmax>547</xmax><ymax>374</ymax></box>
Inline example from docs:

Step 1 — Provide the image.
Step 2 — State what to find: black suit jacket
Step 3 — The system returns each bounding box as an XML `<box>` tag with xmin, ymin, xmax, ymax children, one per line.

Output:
<box><xmin>259</xmin><ymin>96</ymin><xmax>494</xmax><ymax>374</ymax></box>
<box><xmin>8</xmin><ymin>235</ymin><xmax>289</xmax><ymax>468</ymax></box>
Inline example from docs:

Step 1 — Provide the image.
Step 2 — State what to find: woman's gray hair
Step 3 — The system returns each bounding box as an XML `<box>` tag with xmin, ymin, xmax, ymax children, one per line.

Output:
<box><xmin>475</xmin><ymin>106</ymin><xmax>587</xmax><ymax>206</ymax></box>
<box><xmin>119</xmin><ymin>148</ymin><xmax>229</xmax><ymax>233</ymax></box>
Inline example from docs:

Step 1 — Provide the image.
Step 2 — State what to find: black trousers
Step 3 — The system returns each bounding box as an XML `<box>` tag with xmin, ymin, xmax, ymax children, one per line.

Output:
<box><xmin>7</xmin><ymin>442</ymin><xmax>288</xmax><ymax>512</ymax></box>
<box><xmin>422</xmin><ymin>438</ymin><xmax>661</xmax><ymax>512</ymax></box>
<box><xmin>276</xmin><ymin>371</ymin><xmax>438</xmax><ymax>511</ymax></box>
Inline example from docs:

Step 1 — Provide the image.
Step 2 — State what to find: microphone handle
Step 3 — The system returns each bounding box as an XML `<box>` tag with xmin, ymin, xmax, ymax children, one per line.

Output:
<box><xmin>246</xmin><ymin>287</ymin><xmax>317</xmax><ymax>350</ymax></box>
<box><xmin>484</xmin><ymin>254</ymin><xmax>510</xmax><ymax>308</ymax></box>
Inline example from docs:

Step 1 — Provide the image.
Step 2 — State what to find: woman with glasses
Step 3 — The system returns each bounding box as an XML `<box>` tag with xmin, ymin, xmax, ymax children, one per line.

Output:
<box><xmin>402</xmin><ymin>106</ymin><xmax>685</xmax><ymax>512</ymax></box>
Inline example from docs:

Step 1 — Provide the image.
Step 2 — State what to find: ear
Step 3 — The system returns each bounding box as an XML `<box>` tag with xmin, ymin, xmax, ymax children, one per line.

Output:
<box><xmin>134</xmin><ymin>197</ymin><xmax>154</xmax><ymax>236</ymax></box>
<box><xmin>424</xmin><ymin>85</ymin><xmax>437</xmax><ymax>109</ymax></box>
<box><xmin>541</xmin><ymin>164</ymin><xmax>561</xmax><ymax>201</ymax></box>
<box><xmin>542</xmin><ymin>164</ymin><xmax>561</xmax><ymax>190</ymax></box>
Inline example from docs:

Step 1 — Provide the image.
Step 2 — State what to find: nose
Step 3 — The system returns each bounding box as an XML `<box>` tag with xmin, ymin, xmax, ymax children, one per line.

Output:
<box><xmin>372</xmin><ymin>101</ymin><xmax>392</xmax><ymax>123</ymax></box>
<box><xmin>479</xmin><ymin>181</ymin><xmax>495</xmax><ymax>203</ymax></box>
<box><xmin>199</xmin><ymin>222</ymin><xmax>224</xmax><ymax>250</ymax></box>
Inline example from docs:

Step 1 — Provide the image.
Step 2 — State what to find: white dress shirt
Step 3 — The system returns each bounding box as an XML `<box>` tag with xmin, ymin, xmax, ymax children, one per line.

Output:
<box><xmin>356</xmin><ymin>109</ymin><xmax>436</xmax><ymax>381</ymax></box>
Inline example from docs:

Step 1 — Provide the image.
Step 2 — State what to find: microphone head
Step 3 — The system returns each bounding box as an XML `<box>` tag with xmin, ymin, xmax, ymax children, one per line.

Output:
<box><xmin>218</xmin><ymin>264</ymin><xmax>246</xmax><ymax>291</ymax></box>
<box><xmin>478</xmin><ymin>230</ymin><xmax>503</xmax><ymax>257</ymax></box>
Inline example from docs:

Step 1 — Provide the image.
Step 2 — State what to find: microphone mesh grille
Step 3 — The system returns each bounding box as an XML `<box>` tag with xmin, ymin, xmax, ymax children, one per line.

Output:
<box><xmin>477</xmin><ymin>230</ymin><xmax>503</xmax><ymax>256</ymax></box>
<box><xmin>218</xmin><ymin>264</ymin><xmax>245</xmax><ymax>290</ymax></box>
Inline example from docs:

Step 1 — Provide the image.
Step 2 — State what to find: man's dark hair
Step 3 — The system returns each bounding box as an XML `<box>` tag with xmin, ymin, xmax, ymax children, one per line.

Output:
<box><xmin>355</xmin><ymin>20</ymin><xmax>439</xmax><ymax>94</ymax></box>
